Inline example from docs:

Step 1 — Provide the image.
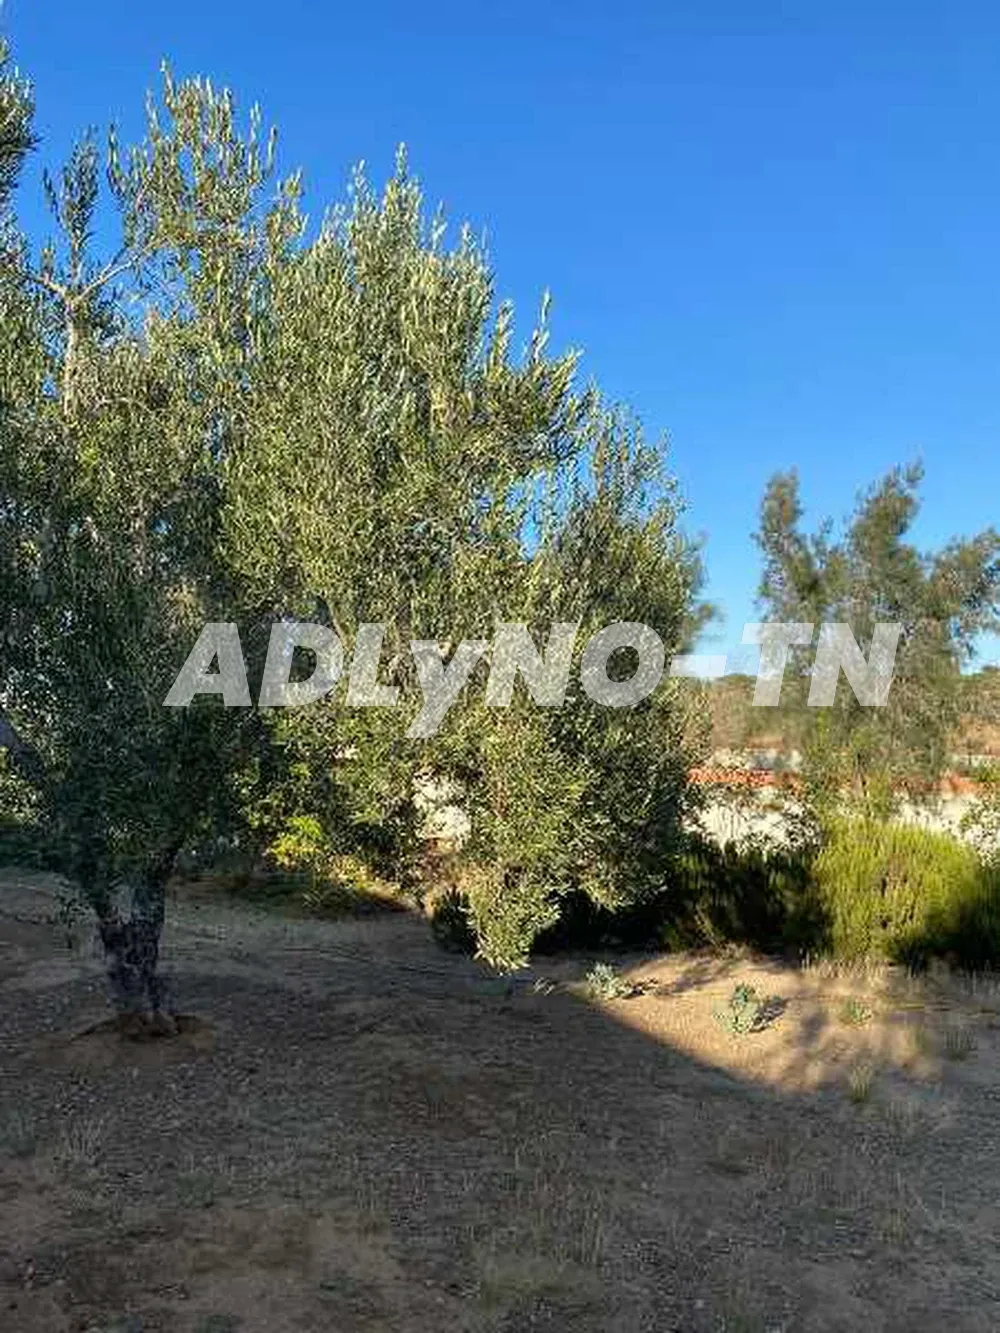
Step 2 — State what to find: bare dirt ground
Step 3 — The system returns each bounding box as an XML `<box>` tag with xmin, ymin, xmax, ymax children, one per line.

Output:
<box><xmin>3</xmin><ymin>870</ymin><xmax>1000</xmax><ymax>1332</ymax></box>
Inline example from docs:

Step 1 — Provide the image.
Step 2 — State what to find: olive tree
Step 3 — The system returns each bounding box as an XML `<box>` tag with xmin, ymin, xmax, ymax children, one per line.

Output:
<box><xmin>0</xmin><ymin>61</ymin><xmax>291</xmax><ymax>1025</ymax></box>
<box><xmin>216</xmin><ymin>155</ymin><xmax>708</xmax><ymax>968</ymax></box>
<box><xmin>1</xmin><ymin>51</ymin><xmax>707</xmax><ymax>995</ymax></box>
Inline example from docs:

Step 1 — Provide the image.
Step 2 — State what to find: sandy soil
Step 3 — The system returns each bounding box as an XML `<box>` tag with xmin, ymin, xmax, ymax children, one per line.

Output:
<box><xmin>2</xmin><ymin>868</ymin><xmax>1000</xmax><ymax>1332</ymax></box>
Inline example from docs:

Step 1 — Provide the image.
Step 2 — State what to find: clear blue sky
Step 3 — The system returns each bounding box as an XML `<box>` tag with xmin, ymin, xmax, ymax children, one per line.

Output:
<box><xmin>5</xmin><ymin>1</ymin><xmax>999</xmax><ymax>669</ymax></box>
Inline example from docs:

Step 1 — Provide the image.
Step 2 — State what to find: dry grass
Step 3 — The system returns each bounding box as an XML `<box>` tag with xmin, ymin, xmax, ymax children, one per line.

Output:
<box><xmin>847</xmin><ymin>1061</ymin><xmax>876</xmax><ymax>1104</ymax></box>
<box><xmin>2</xmin><ymin>869</ymin><xmax>1000</xmax><ymax>1331</ymax></box>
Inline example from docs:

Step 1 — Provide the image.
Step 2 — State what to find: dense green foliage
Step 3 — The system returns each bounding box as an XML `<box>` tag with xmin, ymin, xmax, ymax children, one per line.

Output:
<box><xmin>2</xmin><ymin>39</ymin><xmax>998</xmax><ymax>999</ymax></box>
<box><xmin>813</xmin><ymin>819</ymin><xmax>1000</xmax><ymax>967</ymax></box>
<box><xmin>515</xmin><ymin>820</ymin><xmax>1000</xmax><ymax>970</ymax></box>
<box><xmin>0</xmin><ymin>48</ymin><xmax>707</xmax><ymax>992</ymax></box>
<box><xmin>523</xmin><ymin>832</ymin><xmax>819</xmax><ymax>957</ymax></box>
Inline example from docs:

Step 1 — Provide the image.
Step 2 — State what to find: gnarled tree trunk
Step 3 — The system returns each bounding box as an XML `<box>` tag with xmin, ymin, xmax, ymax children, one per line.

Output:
<box><xmin>92</xmin><ymin>844</ymin><xmax>180</xmax><ymax>1036</ymax></box>
<box><xmin>0</xmin><ymin>708</ymin><xmax>183</xmax><ymax>1036</ymax></box>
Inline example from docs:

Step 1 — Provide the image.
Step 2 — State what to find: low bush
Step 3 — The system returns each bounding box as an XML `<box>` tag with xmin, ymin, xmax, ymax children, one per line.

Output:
<box><xmin>712</xmin><ymin>983</ymin><xmax>781</xmax><ymax>1035</ymax></box>
<box><xmin>583</xmin><ymin>962</ymin><xmax>637</xmax><ymax>1000</ymax></box>
<box><xmin>532</xmin><ymin>833</ymin><xmax>822</xmax><ymax>958</ymax></box>
<box><xmin>264</xmin><ymin>814</ymin><xmax>411</xmax><ymax>917</ymax></box>
<box><xmin>813</xmin><ymin>819</ymin><xmax>1000</xmax><ymax>969</ymax></box>
<box><xmin>660</xmin><ymin>835</ymin><xmax>823</xmax><ymax>956</ymax></box>
<box><xmin>520</xmin><ymin>821</ymin><xmax>1000</xmax><ymax>973</ymax></box>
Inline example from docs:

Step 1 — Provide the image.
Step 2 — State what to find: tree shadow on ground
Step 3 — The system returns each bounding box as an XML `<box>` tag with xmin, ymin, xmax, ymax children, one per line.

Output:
<box><xmin>1</xmin><ymin>870</ymin><xmax>999</xmax><ymax>1333</ymax></box>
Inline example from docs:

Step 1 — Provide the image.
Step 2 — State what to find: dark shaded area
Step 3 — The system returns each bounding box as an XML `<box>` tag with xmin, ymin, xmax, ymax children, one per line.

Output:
<box><xmin>429</xmin><ymin>825</ymin><xmax>1000</xmax><ymax>977</ymax></box>
<box><xmin>0</xmin><ymin>817</ymin><xmax>61</xmax><ymax>873</ymax></box>
<box><xmin>532</xmin><ymin>836</ymin><xmax>826</xmax><ymax>959</ymax></box>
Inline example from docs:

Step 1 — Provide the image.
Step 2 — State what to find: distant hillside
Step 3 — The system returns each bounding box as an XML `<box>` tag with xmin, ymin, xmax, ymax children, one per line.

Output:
<box><xmin>955</xmin><ymin>666</ymin><xmax>1000</xmax><ymax>761</ymax></box>
<box><xmin>702</xmin><ymin>665</ymin><xmax>1000</xmax><ymax>764</ymax></box>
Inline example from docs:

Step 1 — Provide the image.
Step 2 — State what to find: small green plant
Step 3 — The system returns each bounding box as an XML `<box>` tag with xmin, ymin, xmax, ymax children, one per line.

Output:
<box><xmin>584</xmin><ymin>962</ymin><xmax>636</xmax><ymax>1000</ymax></box>
<box><xmin>712</xmin><ymin>983</ymin><xmax>780</xmax><ymax>1036</ymax></box>
<box><xmin>848</xmin><ymin>1062</ymin><xmax>875</xmax><ymax>1104</ymax></box>
<box><xmin>838</xmin><ymin>996</ymin><xmax>873</xmax><ymax>1027</ymax></box>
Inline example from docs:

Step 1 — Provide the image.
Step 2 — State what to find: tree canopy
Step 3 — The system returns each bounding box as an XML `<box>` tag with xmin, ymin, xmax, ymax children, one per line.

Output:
<box><xmin>0</xmin><ymin>52</ymin><xmax>706</xmax><ymax>1002</ymax></box>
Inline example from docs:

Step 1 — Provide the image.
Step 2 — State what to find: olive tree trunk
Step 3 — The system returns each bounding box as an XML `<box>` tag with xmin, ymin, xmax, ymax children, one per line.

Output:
<box><xmin>93</xmin><ymin>846</ymin><xmax>179</xmax><ymax>1033</ymax></box>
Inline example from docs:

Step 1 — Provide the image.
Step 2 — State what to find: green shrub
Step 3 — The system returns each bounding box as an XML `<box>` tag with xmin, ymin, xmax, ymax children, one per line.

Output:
<box><xmin>712</xmin><ymin>983</ymin><xmax>780</xmax><ymax>1036</ymax></box>
<box><xmin>265</xmin><ymin>814</ymin><xmax>406</xmax><ymax>916</ymax></box>
<box><xmin>662</xmin><ymin>835</ymin><xmax>822</xmax><ymax>956</ymax></box>
<box><xmin>532</xmin><ymin>834</ymin><xmax>822</xmax><ymax>958</ymax></box>
<box><xmin>838</xmin><ymin>996</ymin><xmax>873</xmax><ymax>1026</ymax></box>
<box><xmin>455</xmin><ymin>820</ymin><xmax>1000</xmax><ymax>974</ymax></box>
<box><xmin>532</xmin><ymin>887</ymin><xmax>670</xmax><ymax>953</ymax></box>
<box><xmin>813</xmin><ymin>819</ymin><xmax>1000</xmax><ymax>968</ymax></box>
<box><xmin>583</xmin><ymin>962</ymin><xmax>636</xmax><ymax>1000</ymax></box>
<box><xmin>458</xmin><ymin>862</ymin><xmax>561</xmax><ymax>972</ymax></box>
